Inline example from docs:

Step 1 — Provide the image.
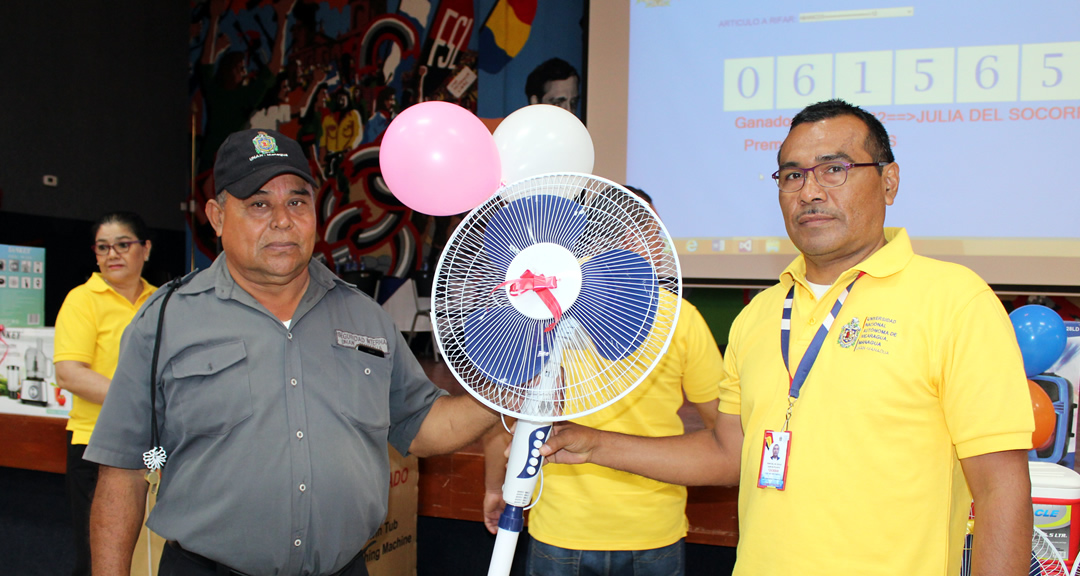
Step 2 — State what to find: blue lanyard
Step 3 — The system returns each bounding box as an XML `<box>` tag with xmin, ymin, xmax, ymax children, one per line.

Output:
<box><xmin>780</xmin><ymin>272</ymin><xmax>863</xmax><ymax>400</ymax></box>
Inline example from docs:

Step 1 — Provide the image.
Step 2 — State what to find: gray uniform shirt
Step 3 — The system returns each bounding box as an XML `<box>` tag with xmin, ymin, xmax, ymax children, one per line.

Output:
<box><xmin>85</xmin><ymin>255</ymin><xmax>447</xmax><ymax>575</ymax></box>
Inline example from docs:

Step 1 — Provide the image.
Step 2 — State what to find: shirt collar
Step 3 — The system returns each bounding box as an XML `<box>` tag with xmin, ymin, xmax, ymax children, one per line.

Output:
<box><xmin>780</xmin><ymin>227</ymin><xmax>913</xmax><ymax>290</ymax></box>
<box><xmin>87</xmin><ymin>272</ymin><xmax>154</xmax><ymax>300</ymax></box>
<box><xmin>87</xmin><ymin>272</ymin><xmax>112</xmax><ymax>293</ymax></box>
<box><xmin>178</xmin><ymin>253</ymin><xmax>341</xmax><ymax>301</ymax></box>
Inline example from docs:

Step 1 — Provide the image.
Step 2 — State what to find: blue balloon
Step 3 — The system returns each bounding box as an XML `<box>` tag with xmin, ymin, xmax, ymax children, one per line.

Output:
<box><xmin>1010</xmin><ymin>304</ymin><xmax>1067</xmax><ymax>377</ymax></box>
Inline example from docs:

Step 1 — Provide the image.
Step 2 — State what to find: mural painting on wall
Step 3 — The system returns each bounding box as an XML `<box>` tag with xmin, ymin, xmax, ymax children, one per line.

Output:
<box><xmin>188</xmin><ymin>0</ymin><xmax>585</xmax><ymax>281</ymax></box>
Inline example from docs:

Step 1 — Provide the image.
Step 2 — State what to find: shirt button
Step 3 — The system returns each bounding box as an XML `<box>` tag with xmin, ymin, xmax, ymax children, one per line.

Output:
<box><xmin>287</xmin><ymin>333</ymin><xmax>293</xmax><ymax>340</ymax></box>
<box><xmin>808</xmin><ymin>318</ymin><xmax>816</xmax><ymax>325</ymax></box>
<box><xmin>299</xmin><ymin>483</ymin><xmax>306</xmax><ymax>492</ymax></box>
<box><xmin>364</xmin><ymin>368</ymin><xmax>371</xmax><ymax>375</ymax></box>
<box><xmin>296</xmin><ymin>430</ymin><xmax>304</xmax><ymax>439</ymax></box>
<box><xmin>290</xmin><ymin>378</ymin><xmax>297</xmax><ymax>387</ymax></box>
<box><xmin>294</xmin><ymin>539</ymin><xmax>302</xmax><ymax>547</ymax></box>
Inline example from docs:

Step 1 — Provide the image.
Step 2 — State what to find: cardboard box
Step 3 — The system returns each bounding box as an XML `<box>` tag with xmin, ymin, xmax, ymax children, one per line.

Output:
<box><xmin>0</xmin><ymin>244</ymin><xmax>46</xmax><ymax>328</ymax></box>
<box><xmin>123</xmin><ymin>445</ymin><xmax>417</xmax><ymax>576</ymax></box>
<box><xmin>129</xmin><ymin>491</ymin><xmax>164</xmax><ymax>576</ymax></box>
<box><xmin>0</xmin><ymin>327</ymin><xmax>71</xmax><ymax>418</ymax></box>
<box><xmin>364</xmin><ymin>445</ymin><xmax>419</xmax><ymax>576</ymax></box>
<box><xmin>1047</xmin><ymin>321</ymin><xmax>1080</xmax><ymax>468</ymax></box>
<box><xmin>1031</xmin><ymin>461</ymin><xmax>1080</xmax><ymax>564</ymax></box>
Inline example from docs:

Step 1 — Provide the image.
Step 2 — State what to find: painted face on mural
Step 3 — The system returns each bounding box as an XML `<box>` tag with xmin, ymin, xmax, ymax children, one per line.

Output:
<box><xmin>379</xmin><ymin>92</ymin><xmax>397</xmax><ymax>114</ymax></box>
<box><xmin>192</xmin><ymin>2</ymin><xmax>586</xmax><ymax>278</ymax></box>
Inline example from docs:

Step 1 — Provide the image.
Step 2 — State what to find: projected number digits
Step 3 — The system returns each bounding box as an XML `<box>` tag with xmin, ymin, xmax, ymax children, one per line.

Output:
<box><xmin>957</xmin><ymin>45</ymin><xmax>1018</xmax><ymax>103</ymax></box>
<box><xmin>776</xmin><ymin>54</ymin><xmax>832</xmax><ymax>110</ymax></box>
<box><xmin>724</xmin><ymin>57</ymin><xmax>775</xmax><ymax>111</ymax></box>
<box><xmin>855</xmin><ymin>61</ymin><xmax>869</xmax><ymax>93</ymax></box>
<box><xmin>836</xmin><ymin>51</ymin><xmax>892</xmax><ymax>106</ymax></box>
<box><xmin>895</xmin><ymin>49</ymin><xmax>954</xmax><ymax>104</ymax></box>
<box><xmin>975</xmin><ymin>56</ymin><xmax>999</xmax><ymax>90</ymax></box>
<box><xmin>914</xmin><ymin>59</ymin><xmax>934</xmax><ymax>92</ymax></box>
<box><xmin>739</xmin><ymin>67</ymin><xmax>760</xmax><ymax>98</ymax></box>
<box><xmin>795</xmin><ymin>64</ymin><xmax>814</xmax><ymax>96</ymax></box>
<box><xmin>726</xmin><ymin>42</ymin><xmax>1079</xmax><ymax>109</ymax></box>
<box><xmin>1041</xmin><ymin>53</ymin><xmax>1062</xmax><ymax>88</ymax></box>
<box><xmin>1021</xmin><ymin>42</ymin><xmax>1080</xmax><ymax>101</ymax></box>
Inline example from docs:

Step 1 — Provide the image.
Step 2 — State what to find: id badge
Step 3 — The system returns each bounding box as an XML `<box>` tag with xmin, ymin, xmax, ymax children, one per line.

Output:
<box><xmin>757</xmin><ymin>430</ymin><xmax>791</xmax><ymax>490</ymax></box>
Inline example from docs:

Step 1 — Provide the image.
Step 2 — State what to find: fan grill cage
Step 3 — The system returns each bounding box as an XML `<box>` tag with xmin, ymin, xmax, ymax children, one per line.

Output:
<box><xmin>432</xmin><ymin>173</ymin><xmax>682</xmax><ymax>421</ymax></box>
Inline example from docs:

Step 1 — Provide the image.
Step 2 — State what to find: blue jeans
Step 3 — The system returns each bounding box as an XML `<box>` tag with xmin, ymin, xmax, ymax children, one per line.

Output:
<box><xmin>526</xmin><ymin>537</ymin><xmax>685</xmax><ymax>576</ymax></box>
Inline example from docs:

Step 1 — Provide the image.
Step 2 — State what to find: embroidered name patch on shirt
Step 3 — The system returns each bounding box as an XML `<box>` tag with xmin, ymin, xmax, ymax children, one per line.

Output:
<box><xmin>335</xmin><ymin>329</ymin><xmax>389</xmax><ymax>354</ymax></box>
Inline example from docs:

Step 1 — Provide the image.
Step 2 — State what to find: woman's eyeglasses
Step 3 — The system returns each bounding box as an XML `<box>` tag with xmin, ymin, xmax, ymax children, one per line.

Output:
<box><xmin>92</xmin><ymin>240</ymin><xmax>143</xmax><ymax>255</ymax></box>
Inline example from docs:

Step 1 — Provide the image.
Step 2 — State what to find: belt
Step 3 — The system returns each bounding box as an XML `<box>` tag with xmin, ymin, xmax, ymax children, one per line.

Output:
<box><xmin>166</xmin><ymin>541</ymin><xmax>366</xmax><ymax>576</ymax></box>
<box><xmin>166</xmin><ymin>541</ymin><xmax>249</xmax><ymax>576</ymax></box>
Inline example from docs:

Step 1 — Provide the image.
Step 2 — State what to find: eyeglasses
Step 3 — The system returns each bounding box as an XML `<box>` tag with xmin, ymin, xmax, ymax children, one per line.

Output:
<box><xmin>92</xmin><ymin>240</ymin><xmax>143</xmax><ymax>255</ymax></box>
<box><xmin>772</xmin><ymin>161</ymin><xmax>890</xmax><ymax>193</ymax></box>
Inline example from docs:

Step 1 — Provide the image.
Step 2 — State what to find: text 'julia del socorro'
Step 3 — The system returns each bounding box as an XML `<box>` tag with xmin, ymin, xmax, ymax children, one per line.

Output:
<box><xmin>734</xmin><ymin>105</ymin><xmax>1080</xmax><ymax>130</ymax></box>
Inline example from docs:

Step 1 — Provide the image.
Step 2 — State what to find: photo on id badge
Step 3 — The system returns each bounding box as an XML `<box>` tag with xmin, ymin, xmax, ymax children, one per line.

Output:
<box><xmin>758</xmin><ymin>430</ymin><xmax>791</xmax><ymax>490</ymax></box>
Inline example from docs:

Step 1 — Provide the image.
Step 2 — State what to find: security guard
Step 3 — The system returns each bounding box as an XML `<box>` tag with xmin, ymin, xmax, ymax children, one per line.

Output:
<box><xmin>85</xmin><ymin>129</ymin><xmax>498</xmax><ymax>576</ymax></box>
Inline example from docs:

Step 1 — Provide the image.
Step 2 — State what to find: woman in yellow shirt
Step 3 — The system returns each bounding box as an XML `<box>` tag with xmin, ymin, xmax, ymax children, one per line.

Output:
<box><xmin>54</xmin><ymin>212</ymin><xmax>156</xmax><ymax>576</ymax></box>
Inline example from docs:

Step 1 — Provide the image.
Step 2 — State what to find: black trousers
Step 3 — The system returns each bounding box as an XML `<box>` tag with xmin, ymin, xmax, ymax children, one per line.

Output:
<box><xmin>159</xmin><ymin>542</ymin><xmax>369</xmax><ymax>576</ymax></box>
<box><xmin>65</xmin><ymin>432</ymin><xmax>98</xmax><ymax>576</ymax></box>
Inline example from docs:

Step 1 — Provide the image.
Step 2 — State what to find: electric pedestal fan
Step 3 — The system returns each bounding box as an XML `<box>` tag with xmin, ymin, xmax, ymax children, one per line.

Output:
<box><xmin>431</xmin><ymin>173</ymin><xmax>682</xmax><ymax>576</ymax></box>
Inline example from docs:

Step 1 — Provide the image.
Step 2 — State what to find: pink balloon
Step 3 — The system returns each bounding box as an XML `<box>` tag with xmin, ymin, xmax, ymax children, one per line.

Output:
<box><xmin>379</xmin><ymin>101</ymin><xmax>501</xmax><ymax>216</ymax></box>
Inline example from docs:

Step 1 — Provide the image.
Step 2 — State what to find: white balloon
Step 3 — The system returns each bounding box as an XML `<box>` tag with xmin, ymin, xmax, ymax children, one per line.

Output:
<box><xmin>493</xmin><ymin>104</ymin><xmax>595</xmax><ymax>184</ymax></box>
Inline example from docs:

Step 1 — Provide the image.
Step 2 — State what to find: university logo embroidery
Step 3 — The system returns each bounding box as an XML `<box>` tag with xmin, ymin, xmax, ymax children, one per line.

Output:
<box><xmin>838</xmin><ymin>317</ymin><xmax>861</xmax><ymax>348</ymax></box>
<box><xmin>252</xmin><ymin>131</ymin><xmax>279</xmax><ymax>156</ymax></box>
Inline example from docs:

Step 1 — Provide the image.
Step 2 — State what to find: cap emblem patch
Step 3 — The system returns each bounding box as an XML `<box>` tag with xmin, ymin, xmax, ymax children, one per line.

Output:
<box><xmin>252</xmin><ymin>131</ymin><xmax>279</xmax><ymax>155</ymax></box>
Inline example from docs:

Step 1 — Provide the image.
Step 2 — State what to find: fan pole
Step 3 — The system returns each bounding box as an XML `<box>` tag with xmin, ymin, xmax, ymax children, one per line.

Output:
<box><xmin>487</xmin><ymin>420</ymin><xmax>552</xmax><ymax>576</ymax></box>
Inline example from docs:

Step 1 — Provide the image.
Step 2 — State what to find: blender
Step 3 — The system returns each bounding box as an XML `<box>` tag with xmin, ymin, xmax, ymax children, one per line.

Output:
<box><xmin>5</xmin><ymin>351</ymin><xmax>21</xmax><ymax>400</ymax></box>
<box><xmin>20</xmin><ymin>339</ymin><xmax>51</xmax><ymax>406</ymax></box>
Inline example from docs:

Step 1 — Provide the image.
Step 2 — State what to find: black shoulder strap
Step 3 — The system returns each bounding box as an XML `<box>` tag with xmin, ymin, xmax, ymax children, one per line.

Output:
<box><xmin>143</xmin><ymin>276</ymin><xmax>187</xmax><ymax>472</ymax></box>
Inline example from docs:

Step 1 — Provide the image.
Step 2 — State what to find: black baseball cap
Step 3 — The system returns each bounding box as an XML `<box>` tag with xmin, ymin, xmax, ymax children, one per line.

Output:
<box><xmin>213</xmin><ymin>129</ymin><xmax>317</xmax><ymax>199</ymax></box>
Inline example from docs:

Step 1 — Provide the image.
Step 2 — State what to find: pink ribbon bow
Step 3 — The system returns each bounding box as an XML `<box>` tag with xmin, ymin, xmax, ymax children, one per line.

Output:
<box><xmin>494</xmin><ymin>270</ymin><xmax>563</xmax><ymax>332</ymax></box>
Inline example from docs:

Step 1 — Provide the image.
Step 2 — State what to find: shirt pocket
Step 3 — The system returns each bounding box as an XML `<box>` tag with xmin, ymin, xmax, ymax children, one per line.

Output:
<box><xmin>332</xmin><ymin>343</ymin><xmax>392</xmax><ymax>433</ymax></box>
<box><xmin>170</xmin><ymin>340</ymin><xmax>253</xmax><ymax>436</ymax></box>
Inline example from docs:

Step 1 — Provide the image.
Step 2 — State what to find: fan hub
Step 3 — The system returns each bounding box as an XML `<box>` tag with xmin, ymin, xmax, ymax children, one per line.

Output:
<box><xmin>502</xmin><ymin>242</ymin><xmax>582</xmax><ymax>321</ymax></box>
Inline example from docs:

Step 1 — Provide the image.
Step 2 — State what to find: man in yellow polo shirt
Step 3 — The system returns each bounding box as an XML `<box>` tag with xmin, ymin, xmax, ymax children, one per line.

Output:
<box><xmin>540</xmin><ymin>99</ymin><xmax>1035</xmax><ymax>575</ymax></box>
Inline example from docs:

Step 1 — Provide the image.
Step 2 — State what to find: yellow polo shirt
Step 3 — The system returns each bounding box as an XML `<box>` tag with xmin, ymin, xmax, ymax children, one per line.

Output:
<box><xmin>720</xmin><ymin>228</ymin><xmax>1033</xmax><ymax>576</ymax></box>
<box><xmin>54</xmin><ymin>273</ymin><xmax>156</xmax><ymax>445</ymax></box>
<box><xmin>529</xmin><ymin>296</ymin><xmax>724</xmax><ymax>550</ymax></box>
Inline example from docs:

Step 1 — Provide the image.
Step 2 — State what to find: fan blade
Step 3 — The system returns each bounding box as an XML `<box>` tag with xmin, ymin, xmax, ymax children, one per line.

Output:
<box><xmin>464</xmin><ymin>306</ymin><xmax>552</xmax><ymax>387</ymax></box>
<box><xmin>483</xmin><ymin>194</ymin><xmax>587</xmax><ymax>269</ymax></box>
<box><xmin>573</xmin><ymin>249</ymin><xmax>659</xmax><ymax>361</ymax></box>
